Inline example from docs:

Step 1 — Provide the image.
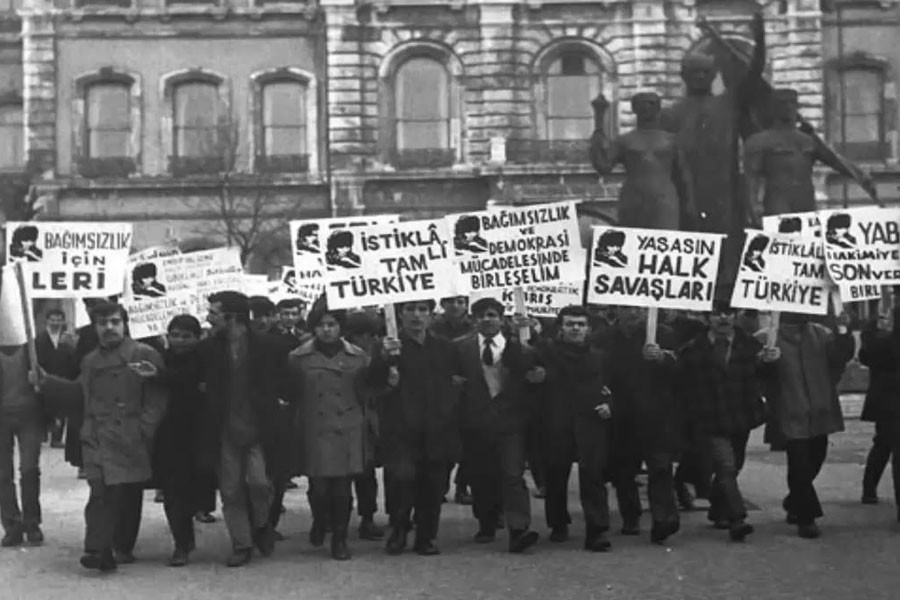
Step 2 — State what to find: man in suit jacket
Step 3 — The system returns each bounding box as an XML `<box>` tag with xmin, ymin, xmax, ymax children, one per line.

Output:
<box><xmin>455</xmin><ymin>297</ymin><xmax>540</xmax><ymax>553</ymax></box>
<box><xmin>35</xmin><ymin>308</ymin><xmax>76</xmax><ymax>447</ymax></box>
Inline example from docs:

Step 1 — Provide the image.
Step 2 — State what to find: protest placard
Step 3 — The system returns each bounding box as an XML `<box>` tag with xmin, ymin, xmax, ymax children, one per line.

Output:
<box><xmin>586</xmin><ymin>226</ymin><xmax>723</xmax><ymax>311</ymax></box>
<box><xmin>5</xmin><ymin>222</ymin><xmax>132</xmax><ymax>298</ymax></box>
<box><xmin>469</xmin><ymin>281</ymin><xmax>584</xmax><ymax>318</ymax></box>
<box><xmin>731</xmin><ymin>230</ymin><xmax>830</xmax><ymax>315</ymax></box>
<box><xmin>762</xmin><ymin>211</ymin><xmax>821</xmax><ymax>238</ymax></box>
<box><xmin>817</xmin><ymin>206</ymin><xmax>900</xmax><ymax>302</ymax></box>
<box><xmin>123</xmin><ymin>247</ymin><xmax>244</xmax><ymax>336</ymax></box>
<box><xmin>280</xmin><ymin>266</ymin><xmax>322</xmax><ymax>305</ymax></box>
<box><xmin>447</xmin><ymin>201</ymin><xmax>582</xmax><ymax>293</ymax></box>
<box><xmin>323</xmin><ymin>218</ymin><xmax>455</xmax><ymax>310</ymax></box>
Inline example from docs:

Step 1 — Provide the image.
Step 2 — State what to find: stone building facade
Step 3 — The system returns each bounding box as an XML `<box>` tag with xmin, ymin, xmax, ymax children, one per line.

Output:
<box><xmin>17</xmin><ymin>0</ymin><xmax>896</xmax><ymax>266</ymax></box>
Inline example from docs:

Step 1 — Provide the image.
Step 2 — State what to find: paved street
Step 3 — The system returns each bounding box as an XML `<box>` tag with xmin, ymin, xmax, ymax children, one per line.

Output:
<box><xmin>4</xmin><ymin>419</ymin><xmax>900</xmax><ymax>600</ymax></box>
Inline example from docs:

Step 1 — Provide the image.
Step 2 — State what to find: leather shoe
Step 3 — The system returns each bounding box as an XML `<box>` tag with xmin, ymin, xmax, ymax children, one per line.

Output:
<box><xmin>509</xmin><ymin>530</ymin><xmax>539</xmax><ymax>554</ymax></box>
<box><xmin>712</xmin><ymin>518</ymin><xmax>730</xmax><ymax>530</ymax></box>
<box><xmin>331</xmin><ymin>538</ymin><xmax>352</xmax><ymax>561</ymax></box>
<box><xmin>81</xmin><ymin>550</ymin><xmax>117</xmax><ymax>572</ymax></box>
<box><xmin>309</xmin><ymin>521</ymin><xmax>326</xmax><ymax>547</ymax></box>
<box><xmin>861</xmin><ymin>493</ymin><xmax>879</xmax><ymax>505</ymax></box>
<box><xmin>386</xmin><ymin>528</ymin><xmax>408</xmax><ymax>555</ymax></box>
<box><xmin>651</xmin><ymin>520</ymin><xmax>680</xmax><ymax>545</ymax></box>
<box><xmin>798</xmin><ymin>522</ymin><xmax>821</xmax><ymax>539</ymax></box>
<box><xmin>474</xmin><ymin>529</ymin><xmax>496</xmax><ymax>544</ymax></box>
<box><xmin>254</xmin><ymin>526</ymin><xmax>276</xmax><ymax>557</ymax></box>
<box><xmin>25</xmin><ymin>526</ymin><xmax>44</xmax><ymax>546</ymax></box>
<box><xmin>226</xmin><ymin>549</ymin><xmax>252</xmax><ymax>567</ymax></box>
<box><xmin>620</xmin><ymin>519</ymin><xmax>640</xmax><ymax>536</ymax></box>
<box><xmin>414</xmin><ymin>540</ymin><xmax>441</xmax><ymax>556</ymax></box>
<box><xmin>168</xmin><ymin>547</ymin><xmax>190</xmax><ymax>567</ymax></box>
<box><xmin>584</xmin><ymin>533</ymin><xmax>611</xmax><ymax>552</ymax></box>
<box><xmin>728</xmin><ymin>522</ymin><xmax>754</xmax><ymax>542</ymax></box>
<box><xmin>195</xmin><ymin>511</ymin><xmax>216</xmax><ymax>524</ymax></box>
<box><xmin>548</xmin><ymin>526</ymin><xmax>568</xmax><ymax>543</ymax></box>
<box><xmin>114</xmin><ymin>550</ymin><xmax>136</xmax><ymax>565</ymax></box>
<box><xmin>1</xmin><ymin>527</ymin><xmax>23</xmax><ymax>547</ymax></box>
<box><xmin>358</xmin><ymin>519</ymin><xmax>385</xmax><ymax>541</ymax></box>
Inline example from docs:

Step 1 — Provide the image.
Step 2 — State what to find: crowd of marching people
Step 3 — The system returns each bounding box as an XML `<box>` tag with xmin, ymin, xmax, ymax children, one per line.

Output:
<box><xmin>1</xmin><ymin>286</ymin><xmax>898</xmax><ymax>574</ymax></box>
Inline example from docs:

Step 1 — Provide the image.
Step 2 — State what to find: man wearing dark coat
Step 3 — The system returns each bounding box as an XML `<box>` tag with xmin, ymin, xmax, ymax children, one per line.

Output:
<box><xmin>605</xmin><ymin>307</ymin><xmax>681</xmax><ymax>545</ymax></box>
<box><xmin>198</xmin><ymin>291</ymin><xmax>289</xmax><ymax>567</ymax></box>
<box><xmin>375</xmin><ymin>300</ymin><xmax>461</xmax><ymax>557</ymax></box>
<box><xmin>532</xmin><ymin>305</ymin><xmax>614</xmax><ymax>552</ymax></box>
<box><xmin>678</xmin><ymin>300</ymin><xmax>779</xmax><ymax>542</ymax></box>
<box><xmin>35</xmin><ymin>308</ymin><xmax>76</xmax><ymax>447</ymax></box>
<box><xmin>455</xmin><ymin>297</ymin><xmax>540</xmax><ymax>553</ymax></box>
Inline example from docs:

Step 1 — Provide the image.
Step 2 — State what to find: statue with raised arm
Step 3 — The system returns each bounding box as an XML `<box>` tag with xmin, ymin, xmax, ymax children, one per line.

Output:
<box><xmin>744</xmin><ymin>88</ymin><xmax>876</xmax><ymax>226</ymax></box>
<box><xmin>590</xmin><ymin>91</ymin><xmax>695</xmax><ymax>230</ymax></box>
<box><xmin>661</xmin><ymin>12</ymin><xmax>768</xmax><ymax>235</ymax></box>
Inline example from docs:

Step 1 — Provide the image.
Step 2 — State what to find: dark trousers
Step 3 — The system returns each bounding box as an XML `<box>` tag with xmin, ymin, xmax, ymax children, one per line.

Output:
<box><xmin>863</xmin><ymin>421</ymin><xmax>893</xmax><ymax>495</ymax></box>
<box><xmin>309</xmin><ymin>476</ymin><xmax>353</xmax><ymax>536</ymax></box>
<box><xmin>706</xmin><ymin>432</ymin><xmax>751</xmax><ymax>523</ymax></box>
<box><xmin>0</xmin><ymin>410</ymin><xmax>44</xmax><ymax>532</ymax></box>
<box><xmin>84</xmin><ymin>481</ymin><xmax>143</xmax><ymax>554</ymax></box>
<box><xmin>784</xmin><ymin>435</ymin><xmax>829</xmax><ymax>524</ymax></box>
<box><xmin>353</xmin><ymin>466</ymin><xmax>378</xmax><ymax>519</ymax></box>
<box><xmin>64</xmin><ymin>410</ymin><xmax>83</xmax><ymax>468</ymax></box>
<box><xmin>464</xmin><ymin>431</ymin><xmax>532</xmax><ymax>533</ymax></box>
<box><xmin>269</xmin><ymin>479</ymin><xmax>287</xmax><ymax>530</ymax></box>
<box><xmin>445</xmin><ymin>461</ymin><xmax>469</xmax><ymax>495</ymax></box>
<box><xmin>544</xmin><ymin>425</ymin><xmax>610</xmax><ymax>533</ymax></box>
<box><xmin>526</xmin><ymin>419</ymin><xmax>545</xmax><ymax>490</ymax></box>
<box><xmin>614</xmin><ymin>449</ymin><xmax>678</xmax><ymax>527</ymax></box>
<box><xmin>195</xmin><ymin>468</ymin><xmax>217</xmax><ymax>514</ymax></box>
<box><xmin>387</xmin><ymin>459</ymin><xmax>446</xmax><ymax>544</ymax></box>
<box><xmin>675</xmin><ymin>425</ymin><xmax>713</xmax><ymax>499</ymax></box>
<box><xmin>162</xmin><ymin>476</ymin><xmax>196</xmax><ymax>551</ymax></box>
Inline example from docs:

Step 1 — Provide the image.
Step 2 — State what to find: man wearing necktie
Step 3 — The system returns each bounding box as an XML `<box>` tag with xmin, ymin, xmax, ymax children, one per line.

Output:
<box><xmin>455</xmin><ymin>298</ymin><xmax>541</xmax><ymax>553</ymax></box>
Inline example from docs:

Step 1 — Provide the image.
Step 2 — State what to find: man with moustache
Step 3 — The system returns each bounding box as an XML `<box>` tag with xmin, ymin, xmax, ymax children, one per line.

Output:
<box><xmin>41</xmin><ymin>302</ymin><xmax>167</xmax><ymax>572</ymax></box>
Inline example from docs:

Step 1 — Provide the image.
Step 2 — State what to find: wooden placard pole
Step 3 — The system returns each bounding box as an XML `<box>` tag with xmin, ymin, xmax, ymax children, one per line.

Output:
<box><xmin>645</xmin><ymin>306</ymin><xmax>658</xmax><ymax>346</ymax></box>
<box><xmin>512</xmin><ymin>287</ymin><xmax>530</xmax><ymax>345</ymax></box>
<box><xmin>766</xmin><ymin>311</ymin><xmax>780</xmax><ymax>350</ymax></box>
<box><xmin>14</xmin><ymin>262</ymin><xmax>40</xmax><ymax>392</ymax></box>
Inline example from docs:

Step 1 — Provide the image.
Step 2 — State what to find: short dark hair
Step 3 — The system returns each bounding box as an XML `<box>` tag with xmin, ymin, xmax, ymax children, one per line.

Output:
<box><xmin>556</xmin><ymin>305</ymin><xmax>589</xmax><ymax>327</ymax></box>
<box><xmin>470</xmin><ymin>297</ymin><xmax>504</xmax><ymax>317</ymax></box>
<box><xmin>248</xmin><ymin>295</ymin><xmax>276</xmax><ymax>318</ymax></box>
<box><xmin>45</xmin><ymin>308</ymin><xmax>65</xmax><ymax>320</ymax></box>
<box><xmin>327</xmin><ymin>230</ymin><xmax>354</xmax><ymax>252</ymax></box>
<box><xmin>209</xmin><ymin>291</ymin><xmax>251</xmax><ymax>324</ymax></box>
<box><xmin>397</xmin><ymin>299</ymin><xmax>436</xmax><ymax>313</ymax></box>
<box><xmin>276</xmin><ymin>299</ymin><xmax>302</xmax><ymax>311</ymax></box>
<box><xmin>455</xmin><ymin>215</ymin><xmax>480</xmax><ymax>237</ymax></box>
<box><xmin>90</xmin><ymin>301</ymin><xmax>128</xmax><ymax>324</ymax></box>
<box><xmin>306</xmin><ymin>295</ymin><xmax>346</xmax><ymax>330</ymax></box>
<box><xmin>12</xmin><ymin>225</ymin><xmax>39</xmax><ymax>245</ymax></box>
<box><xmin>344</xmin><ymin>311</ymin><xmax>381</xmax><ymax>339</ymax></box>
<box><xmin>598</xmin><ymin>230</ymin><xmax>626</xmax><ymax>249</ymax></box>
<box><xmin>167</xmin><ymin>314</ymin><xmax>202</xmax><ymax>337</ymax></box>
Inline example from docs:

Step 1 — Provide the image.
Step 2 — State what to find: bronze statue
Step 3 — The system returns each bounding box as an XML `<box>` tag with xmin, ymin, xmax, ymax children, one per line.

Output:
<box><xmin>590</xmin><ymin>92</ymin><xmax>694</xmax><ymax>230</ymax></box>
<box><xmin>660</xmin><ymin>12</ymin><xmax>767</xmax><ymax>235</ymax></box>
<box><xmin>744</xmin><ymin>88</ymin><xmax>875</xmax><ymax>224</ymax></box>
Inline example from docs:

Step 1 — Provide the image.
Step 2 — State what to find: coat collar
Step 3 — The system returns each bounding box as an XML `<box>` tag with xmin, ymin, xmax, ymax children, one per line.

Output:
<box><xmin>291</xmin><ymin>338</ymin><xmax>365</xmax><ymax>359</ymax></box>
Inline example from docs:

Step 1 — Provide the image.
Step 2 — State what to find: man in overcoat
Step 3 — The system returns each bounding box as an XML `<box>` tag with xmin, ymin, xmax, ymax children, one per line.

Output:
<box><xmin>198</xmin><ymin>291</ymin><xmax>289</xmax><ymax>567</ymax></box>
<box><xmin>41</xmin><ymin>302</ymin><xmax>167</xmax><ymax>572</ymax></box>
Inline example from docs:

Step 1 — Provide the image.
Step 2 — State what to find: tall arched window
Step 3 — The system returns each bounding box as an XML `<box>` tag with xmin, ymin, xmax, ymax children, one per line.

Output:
<box><xmin>394</xmin><ymin>57</ymin><xmax>451</xmax><ymax>151</ymax></box>
<box><xmin>544</xmin><ymin>51</ymin><xmax>601</xmax><ymax>140</ymax></box>
<box><xmin>85</xmin><ymin>82</ymin><xmax>131</xmax><ymax>159</ymax></box>
<box><xmin>173</xmin><ymin>80</ymin><xmax>223</xmax><ymax>158</ymax></box>
<box><xmin>262</xmin><ymin>80</ymin><xmax>307</xmax><ymax>157</ymax></box>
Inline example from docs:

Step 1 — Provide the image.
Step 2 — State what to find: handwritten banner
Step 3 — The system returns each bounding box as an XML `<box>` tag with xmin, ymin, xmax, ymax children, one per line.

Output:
<box><xmin>586</xmin><ymin>226</ymin><xmax>723</xmax><ymax>311</ymax></box>
<box><xmin>5</xmin><ymin>222</ymin><xmax>132</xmax><ymax>298</ymax></box>
<box><xmin>731</xmin><ymin>230</ymin><xmax>830</xmax><ymax>315</ymax></box>
<box><xmin>126</xmin><ymin>290</ymin><xmax>198</xmax><ymax>340</ymax></box>
<box><xmin>818</xmin><ymin>207</ymin><xmax>900</xmax><ymax>302</ymax></box>
<box><xmin>323</xmin><ymin>219</ymin><xmax>455</xmax><ymax>309</ymax></box>
<box><xmin>447</xmin><ymin>201</ymin><xmax>582</xmax><ymax>293</ymax></box>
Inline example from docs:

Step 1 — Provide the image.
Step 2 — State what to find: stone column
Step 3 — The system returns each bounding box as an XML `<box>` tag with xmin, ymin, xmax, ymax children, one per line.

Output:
<box><xmin>22</xmin><ymin>0</ymin><xmax>56</xmax><ymax>176</ymax></box>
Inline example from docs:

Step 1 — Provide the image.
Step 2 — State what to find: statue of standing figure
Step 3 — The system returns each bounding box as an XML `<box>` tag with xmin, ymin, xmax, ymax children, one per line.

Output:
<box><xmin>744</xmin><ymin>88</ymin><xmax>875</xmax><ymax>224</ymax></box>
<box><xmin>589</xmin><ymin>91</ymin><xmax>694</xmax><ymax>230</ymax></box>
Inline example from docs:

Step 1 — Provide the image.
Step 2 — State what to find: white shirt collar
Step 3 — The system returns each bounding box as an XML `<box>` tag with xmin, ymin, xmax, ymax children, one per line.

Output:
<box><xmin>477</xmin><ymin>332</ymin><xmax>506</xmax><ymax>360</ymax></box>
